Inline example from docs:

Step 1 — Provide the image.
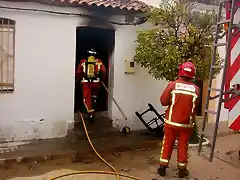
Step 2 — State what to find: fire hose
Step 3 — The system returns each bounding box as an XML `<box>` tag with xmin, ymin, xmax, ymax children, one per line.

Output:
<box><xmin>50</xmin><ymin>82</ymin><xmax>140</xmax><ymax>180</ymax></box>
<box><xmin>50</xmin><ymin>112</ymin><xmax>143</xmax><ymax>180</ymax></box>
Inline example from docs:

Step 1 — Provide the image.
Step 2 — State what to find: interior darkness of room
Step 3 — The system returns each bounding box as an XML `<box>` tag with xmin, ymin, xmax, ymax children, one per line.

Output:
<box><xmin>74</xmin><ymin>27</ymin><xmax>115</xmax><ymax>113</ymax></box>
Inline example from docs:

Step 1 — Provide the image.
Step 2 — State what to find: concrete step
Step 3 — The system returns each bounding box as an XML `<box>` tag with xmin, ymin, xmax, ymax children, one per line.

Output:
<box><xmin>71</xmin><ymin>114</ymin><xmax>118</xmax><ymax>141</ymax></box>
<box><xmin>73</xmin><ymin>118</ymin><xmax>113</xmax><ymax>129</ymax></box>
<box><xmin>0</xmin><ymin>130</ymin><xmax>161</xmax><ymax>166</ymax></box>
<box><xmin>67</xmin><ymin>128</ymin><xmax>120</xmax><ymax>142</ymax></box>
<box><xmin>74</xmin><ymin>113</ymin><xmax>113</xmax><ymax>129</ymax></box>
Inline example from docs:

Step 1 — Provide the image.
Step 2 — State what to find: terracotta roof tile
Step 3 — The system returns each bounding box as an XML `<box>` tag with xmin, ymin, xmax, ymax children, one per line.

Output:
<box><xmin>50</xmin><ymin>0</ymin><xmax>149</xmax><ymax>12</ymax></box>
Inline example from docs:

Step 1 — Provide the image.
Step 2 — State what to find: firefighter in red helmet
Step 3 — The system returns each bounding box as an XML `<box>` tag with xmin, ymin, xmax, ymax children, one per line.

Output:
<box><xmin>76</xmin><ymin>48</ymin><xmax>106</xmax><ymax>123</ymax></box>
<box><xmin>157</xmin><ymin>62</ymin><xmax>200</xmax><ymax>178</ymax></box>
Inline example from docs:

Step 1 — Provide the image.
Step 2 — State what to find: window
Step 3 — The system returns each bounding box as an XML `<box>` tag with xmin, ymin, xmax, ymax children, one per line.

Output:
<box><xmin>0</xmin><ymin>18</ymin><xmax>15</xmax><ymax>92</ymax></box>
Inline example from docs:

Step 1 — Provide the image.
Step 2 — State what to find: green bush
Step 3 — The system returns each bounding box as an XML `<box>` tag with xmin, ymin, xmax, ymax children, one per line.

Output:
<box><xmin>134</xmin><ymin>1</ymin><xmax>223</xmax><ymax>142</ymax></box>
<box><xmin>134</xmin><ymin>1</ymin><xmax>222</xmax><ymax>81</ymax></box>
<box><xmin>190</xmin><ymin>123</ymin><xmax>200</xmax><ymax>144</ymax></box>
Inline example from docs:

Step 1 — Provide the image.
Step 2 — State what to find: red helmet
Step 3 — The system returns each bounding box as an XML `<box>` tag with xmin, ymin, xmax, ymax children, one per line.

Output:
<box><xmin>178</xmin><ymin>62</ymin><xmax>196</xmax><ymax>79</ymax></box>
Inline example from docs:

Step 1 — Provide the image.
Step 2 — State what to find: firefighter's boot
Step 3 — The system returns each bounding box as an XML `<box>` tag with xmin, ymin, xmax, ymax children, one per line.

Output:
<box><xmin>92</xmin><ymin>95</ymin><xmax>97</xmax><ymax>109</ymax></box>
<box><xmin>178</xmin><ymin>168</ymin><xmax>189</xmax><ymax>178</ymax></box>
<box><xmin>157</xmin><ymin>165</ymin><xmax>167</xmax><ymax>177</ymax></box>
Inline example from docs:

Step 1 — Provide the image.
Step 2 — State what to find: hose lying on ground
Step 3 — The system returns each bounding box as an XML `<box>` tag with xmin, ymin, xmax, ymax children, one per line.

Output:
<box><xmin>50</xmin><ymin>112</ymin><xmax>143</xmax><ymax>180</ymax></box>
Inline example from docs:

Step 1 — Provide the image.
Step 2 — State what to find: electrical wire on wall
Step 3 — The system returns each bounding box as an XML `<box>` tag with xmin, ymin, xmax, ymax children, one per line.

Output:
<box><xmin>0</xmin><ymin>5</ymin><xmax>148</xmax><ymax>26</ymax></box>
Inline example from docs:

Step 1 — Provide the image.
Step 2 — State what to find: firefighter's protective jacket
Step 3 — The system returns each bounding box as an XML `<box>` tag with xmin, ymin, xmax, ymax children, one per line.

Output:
<box><xmin>160</xmin><ymin>78</ymin><xmax>200</xmax><ymax>128</ymax></box>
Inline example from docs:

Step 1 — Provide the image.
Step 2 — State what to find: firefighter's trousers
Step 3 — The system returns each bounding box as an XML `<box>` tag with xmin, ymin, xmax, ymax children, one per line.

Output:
<box><xmin>81</xmin><ymin>81</ymin><xmax>101</xmax><ymax>114</ymax></box>
<box><xmin>159</xmin><ymin>126</ymin><xmax>193</xmax><ymax>169</ymax></box>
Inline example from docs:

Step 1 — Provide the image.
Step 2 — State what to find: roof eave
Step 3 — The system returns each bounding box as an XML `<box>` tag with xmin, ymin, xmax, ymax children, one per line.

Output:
<box><xmin>1</xmin><ymin>0</ymin><xmax>149</xmax><ymax>13</ymax></box>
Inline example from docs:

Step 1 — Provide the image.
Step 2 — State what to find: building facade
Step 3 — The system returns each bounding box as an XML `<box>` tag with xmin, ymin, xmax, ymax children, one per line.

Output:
<box><xmin>0</xmin><ymin>0</ymin><xmax>170</xmax><ymax>142</ymax></box>
<box><xmin>0</xmin><ymin>0</ymin><xmax>238</xmax><ymax>143</ymax></box>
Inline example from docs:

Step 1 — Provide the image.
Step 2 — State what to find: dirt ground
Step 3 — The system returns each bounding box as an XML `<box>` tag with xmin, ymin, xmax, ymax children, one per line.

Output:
<box><xmin>1</xmin><ymin>135</ymin><xmax>239</xmax><ymax>180</ymax></box>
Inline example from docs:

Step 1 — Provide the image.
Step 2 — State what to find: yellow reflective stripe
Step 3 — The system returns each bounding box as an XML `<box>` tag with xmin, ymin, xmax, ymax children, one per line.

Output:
<box><xmin>165</xmin><ymin>119</ymin><xmax>194</xmax><ymax>128</ymax></box>
<box><xmin>81</xmin><ymin>62</ymin><xmax>86</xmax><ymax>73</ymax></box>
<box><xmin>98</xmin><ymin>64</ymin><xmax>101</xmax><ymax>72</ymax></box>
<box><xmin>172</xmin><ymin>90</ymin><xmax>198</xmax><ymax>98</ymax></box>
<box><xmin>168</xmin><ymin>93</ymin><xmax>176</xmax><ymax>122</ymax></box>
<box><xmin>96</xmin><ymin>62</ymin><xmax>102</xmax><ymax>72</ymax></box>
<box><xmin>172</xmin><ymin>90</ymin><xmax>198</xmax><ymax>126</ymax></box>
<box><xmin>178</xmin><ymin>162</ymin><xmax>187</xmax><ymax>167</ymax></box>
<box><xmin>168</xmin><ymin>85</ymin><xmax>198</xmax><ymax>126</ymax></box>
<box><xmin>190</xmin><ymin>96</ymin><xmax>197</xmax><ymax>124</ymax></box>
<box><xmin>160</xmin><ymin>135</ymin><xmax>169</xmax><ymax>164</ymax></box>
<box><xmin>160</xmin><ymin>135</ymin><xmax>166</xmax><ymax>157</ymax></box>
<box><xmin>160</xmin><ymin>158</ymin><xmax>169</xmax><ymax>163</ymax></box>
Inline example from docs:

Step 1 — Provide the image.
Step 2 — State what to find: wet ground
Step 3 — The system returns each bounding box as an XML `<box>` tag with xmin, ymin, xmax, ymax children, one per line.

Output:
<box><xmin>1</xmin><ymin>134</ymin><xmax>239</xmax><ymax>180</ymax></box>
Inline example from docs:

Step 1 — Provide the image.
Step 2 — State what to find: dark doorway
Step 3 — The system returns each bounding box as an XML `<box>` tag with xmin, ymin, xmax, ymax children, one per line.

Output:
<box><xmin>74</xmin><ymin>27</ymin><xmax>115</xmax><ymax>113</ymax></box>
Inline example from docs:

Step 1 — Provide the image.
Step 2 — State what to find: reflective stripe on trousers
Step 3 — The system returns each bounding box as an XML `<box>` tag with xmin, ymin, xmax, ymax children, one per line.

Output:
<box><xmin>159</xmin><ymin>126</ymin><xmax>193</xmax><ymax>168</ymax></box>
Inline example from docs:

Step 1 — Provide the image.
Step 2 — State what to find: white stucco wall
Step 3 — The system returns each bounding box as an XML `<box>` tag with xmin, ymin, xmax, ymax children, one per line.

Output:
<box><xmin>0</xmin><ymin>2</ymin><xmax>81</xmax><ymax>141</ymax></box>
<box><xmin>112</xmin><ymin>23</ymin><xmax>168</xmax><ymax>130</ymax></box>
<box><xmin>0</xmin><ymin>1</ymin><xmax>168</xmax><ymax>141</ymax></box>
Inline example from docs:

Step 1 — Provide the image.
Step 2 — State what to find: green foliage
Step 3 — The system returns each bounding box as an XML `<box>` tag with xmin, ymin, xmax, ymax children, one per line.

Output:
<box><xmin>190</xmin><ymin>123</ymin><xmax>200</xmax><ymax>144</ymax></box>
<box><xmin>134</xmin><ymin>1</ymin><xmax>222</xmax><ymax>81</ymax></box>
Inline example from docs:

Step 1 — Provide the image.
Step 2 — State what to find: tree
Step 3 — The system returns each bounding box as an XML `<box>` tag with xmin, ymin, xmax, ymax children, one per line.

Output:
<box><xmin>134</xmin><ymin>0</ymin><xmax>222</xmax><ymax>82</ymax></box>
<box><xmin>134</xmin><ymin>1</ymin><xmax>223</xmax><ymax>143</ymax></box>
